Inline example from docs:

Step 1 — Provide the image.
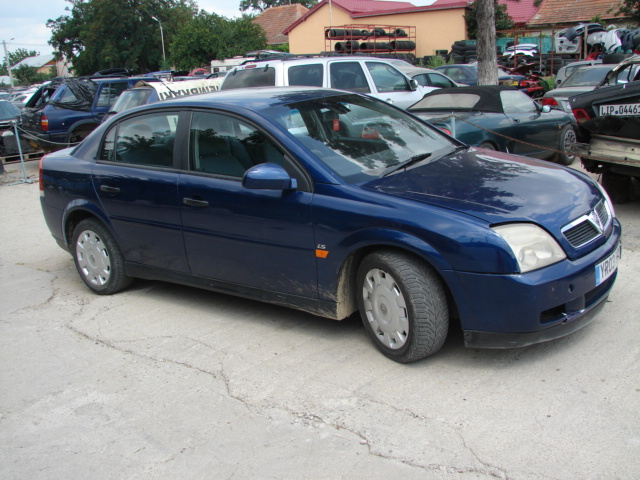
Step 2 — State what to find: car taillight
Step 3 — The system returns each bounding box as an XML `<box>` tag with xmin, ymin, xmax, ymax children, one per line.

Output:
<box><xmin>41</xmin><ymin>114</ymin><xmax>49</xmax><ymax>132</ymax></box>
<box><xmin>438</xmin><ymin>127</ymin><xmax>452</xmax><ymax>136</ymax></box>
<box><xmin>540</xmin><ymin>97</ymin><xmax>558</xmax><ymax>107</ymax></box>
<box><xmin>572</xmin><ymin>108</ymin><xmax>591</xmax><ymax>124</ymax></box>
<box><xmin>519</xmin><ymin>80</ymin><xmax>528</xmax><ymax>88</ymax></box>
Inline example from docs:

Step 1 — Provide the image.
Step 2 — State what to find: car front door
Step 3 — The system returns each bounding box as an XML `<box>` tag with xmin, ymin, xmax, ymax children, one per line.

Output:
<box><xmin>93</xmin><ymin>110</ymin><xmax>191</xmax><ymax>272</ymax></box>
<box><xmin>178</xmin><ymin>110</ymin><xmax>318</xmax><ymax>298</ymax></box>
<box><xmin>499</xmin><ymin>90</ymin><xmax>560</xmax><ymax>159</ymax></box>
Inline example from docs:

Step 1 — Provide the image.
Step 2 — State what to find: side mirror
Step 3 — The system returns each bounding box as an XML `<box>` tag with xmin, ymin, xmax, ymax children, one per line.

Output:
<box><xmin>242</xmin><ymin>163</ymin><xmax>297</xmax><ymax>191</ymax></box>
<box><xmin>541</xmin><ymin>105</ymin><xmax>551</xmax><ymax>113</ymax></box>
<box><xmin>409</xmin><ymin>78</ymin><xmax>419</xmax><ymax>91</ymax></box>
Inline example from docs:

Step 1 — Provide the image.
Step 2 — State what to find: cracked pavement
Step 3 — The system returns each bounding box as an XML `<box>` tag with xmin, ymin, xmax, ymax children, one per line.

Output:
<box><xmin>1</xmin><ymin>160</ymin><xmax>639</xmax><ymax>479</ymax></box>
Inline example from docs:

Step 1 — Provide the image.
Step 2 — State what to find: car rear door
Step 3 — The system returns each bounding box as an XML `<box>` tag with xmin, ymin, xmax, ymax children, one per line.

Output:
<box><xmin>178</xmin><ymin>110</ymin><xmax>318</xmax><ymax>298</ymax></box>
<box><xmin>93</xmin><ymin>110</ymin><xmax>190</xmax><ymax>273</ymax></box>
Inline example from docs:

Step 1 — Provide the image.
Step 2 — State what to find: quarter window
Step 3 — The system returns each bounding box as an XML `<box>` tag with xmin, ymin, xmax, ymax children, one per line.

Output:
<box><xmin>99</xmin><ymin>112</ymin><xmax>178</xmax><ymax>167</ymax></box>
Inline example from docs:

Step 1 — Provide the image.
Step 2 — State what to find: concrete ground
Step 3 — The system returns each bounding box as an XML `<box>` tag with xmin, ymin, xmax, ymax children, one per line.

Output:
<box><xmin>1</xmin><ymin>159</ymin><xmax>639</xmax><ymax>479</ymax></box>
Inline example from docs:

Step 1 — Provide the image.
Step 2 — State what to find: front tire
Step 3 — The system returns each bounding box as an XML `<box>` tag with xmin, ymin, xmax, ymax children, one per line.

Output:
<box><xmin>72</xmin><ymin>219</ymin><xmax>132</xmax><ymax>295</ymax></box>
<box><xmin>356</xmin><ymin>250</ymin><xmax>449</xmax><ymax>363</ymax></box>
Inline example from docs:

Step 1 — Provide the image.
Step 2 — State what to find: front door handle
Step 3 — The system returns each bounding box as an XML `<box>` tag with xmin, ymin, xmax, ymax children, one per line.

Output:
<box><xmin>100</xmin><ymin>185</ymin><xmax>120</xmax><ymax>193</ymax></box>
<box><xmin>182</xmin><ymin>197</ymin><xmax>209</xmax><ymax>207</ymax></box>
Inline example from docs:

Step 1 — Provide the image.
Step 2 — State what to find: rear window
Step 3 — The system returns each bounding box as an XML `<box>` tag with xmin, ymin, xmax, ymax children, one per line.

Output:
<box><xmin>411</xmin><ymin>93</ymin><xmax>481</xmax><ymax>110</ymax></box>
<box><xmin>221</xmin><ymin>67</ymin><xmax>276</xmax><ymax>90</ymax></box>
<box><xmin>110</xmin><ymin>89</ymin><xmax>154</xmax><ymax>114</ymax></box>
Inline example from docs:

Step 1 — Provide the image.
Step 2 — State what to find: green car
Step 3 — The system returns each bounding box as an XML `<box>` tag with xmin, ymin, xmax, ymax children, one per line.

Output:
<box><xmin>408</xmin><ymin>85</ymin><xmax>578</xmax><ymax>165</ymax></box>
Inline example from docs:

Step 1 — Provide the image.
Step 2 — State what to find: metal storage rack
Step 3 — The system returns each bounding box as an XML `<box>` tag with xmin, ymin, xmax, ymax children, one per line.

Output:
<box><xmin>324</xmin><ymin>25</ymin><xmax>416</xmax><ymax>55</ymax></box>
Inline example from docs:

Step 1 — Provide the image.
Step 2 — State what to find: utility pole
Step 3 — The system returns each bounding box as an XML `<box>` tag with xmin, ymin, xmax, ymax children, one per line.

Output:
<box><xmin>2</xmin><ymin>38</ymin><xmax>15</xmax><ymax>87</ymax></box>
<box><xmin>151</xmin><ymin>17</ymin><xmax>166</xmax><ymax>67</ymax></box>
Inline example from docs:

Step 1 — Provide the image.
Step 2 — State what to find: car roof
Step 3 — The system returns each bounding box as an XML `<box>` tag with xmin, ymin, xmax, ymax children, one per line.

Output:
<box><xmin>124</xmin><ymin>86</ymin><xmax>352</xmax><ymax>114</ymax></box>
<box><xmin>408</xmin><ymin>85</ymin><xmax>517</xmax><ymax>113</ymax></box>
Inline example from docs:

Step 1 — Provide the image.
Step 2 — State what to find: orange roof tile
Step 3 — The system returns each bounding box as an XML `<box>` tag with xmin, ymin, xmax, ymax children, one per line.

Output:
<box><xmin>253</xmin><ymin>4</ymin><xmax>310</xmax><ymax>45</ymax></box>
<box><xmin>528</xmin><ymin>0</ymin><xmax>628</xmax><ymax>26</ymax></box>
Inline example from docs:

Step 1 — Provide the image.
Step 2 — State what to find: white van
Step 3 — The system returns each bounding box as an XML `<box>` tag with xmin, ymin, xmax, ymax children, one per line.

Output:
<box><xmin>220</xmin><ymin>56</ymin><xmax>435</xmax><ymax>109</ymax></box>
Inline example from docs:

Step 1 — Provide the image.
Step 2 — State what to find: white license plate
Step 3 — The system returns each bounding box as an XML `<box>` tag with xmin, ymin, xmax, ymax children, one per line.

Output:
<box><xmin>599</xmin><ymin>103</ymin><xmax>640</xmax><ymax>116</ymax></box>
<box><xmin>595</xmin><ymin>244</ymin><xmax>621</xmax><ymax>286</ymax></box>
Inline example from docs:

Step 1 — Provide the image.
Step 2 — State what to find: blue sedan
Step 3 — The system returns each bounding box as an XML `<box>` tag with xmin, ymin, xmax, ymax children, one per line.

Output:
<box><xmin>39</xmin><ymin>87</ymin><xmax>621</xmax><ymax>362</ymax></box>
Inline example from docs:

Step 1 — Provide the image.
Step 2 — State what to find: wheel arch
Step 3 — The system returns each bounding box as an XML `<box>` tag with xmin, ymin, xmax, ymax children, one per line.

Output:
<box><xmin>62</xmin><ymin>200</ymin><xmax>112</xmax><ymax>248</ymax></box>
<box><xmin>332</xmin><ymin>234</ymin><xmax>459</xmax><ymax>321</ymax></box>
<box><xmin>64</xmin><ymin>120</ymin><xmax>99</xmax><ymax>144</ymax></box>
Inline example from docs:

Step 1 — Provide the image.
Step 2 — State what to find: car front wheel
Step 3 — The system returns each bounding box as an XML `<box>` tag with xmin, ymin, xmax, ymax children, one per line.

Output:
<box><xmin>357</xmin><ymin>250</ymin><xmax>449</xmax><ymax>363</ymax></box>
<box><xmin>555</xmin><ymin>125</ymin><xmax>576</xmax><ymax>165</ymax></box>
<box><xmin>72</xmin><ymin>219</ymin><xmax>132</xmax><ymax>295</ymax></box>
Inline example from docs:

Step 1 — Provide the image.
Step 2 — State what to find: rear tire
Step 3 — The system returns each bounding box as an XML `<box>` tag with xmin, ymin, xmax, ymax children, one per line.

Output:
<box><xmin>357</xmin><ymin>250</ymin><xmax>449</xmax><ymax>363</ymax></box>
<box><xmin>478</xmin><ymin>141</ymin><xmax>497</xmax><ymax>151</ymax></box>
<box><xmin>72</xmin><ymin>219</ymin><xmax>132</xmax><ymax>295</ymax></box>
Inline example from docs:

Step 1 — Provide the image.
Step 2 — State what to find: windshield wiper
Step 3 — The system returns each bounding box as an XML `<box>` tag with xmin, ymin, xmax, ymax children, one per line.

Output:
<box><xmin>383</xmin><ymin>153</ymin><xmax>432</xmax><ymax>177</ymax></box>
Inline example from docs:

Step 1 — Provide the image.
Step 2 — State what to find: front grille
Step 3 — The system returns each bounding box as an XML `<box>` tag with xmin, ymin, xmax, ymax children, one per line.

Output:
<box><xmin>564</xmin><ymin>221</ymin><xmax>599</xmax><ymax>248</ymax></box>
<box><xmin>562</xmin><ymin>200</ymin><xmax>612</xmax><ymax>248</ymax></box>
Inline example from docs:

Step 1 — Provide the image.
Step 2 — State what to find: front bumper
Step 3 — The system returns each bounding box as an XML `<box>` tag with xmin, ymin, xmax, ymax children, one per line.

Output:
<box><xmin>443</xmin><ymin>220</ymin><xmax>621</xmax><ymax>349</ymax></box>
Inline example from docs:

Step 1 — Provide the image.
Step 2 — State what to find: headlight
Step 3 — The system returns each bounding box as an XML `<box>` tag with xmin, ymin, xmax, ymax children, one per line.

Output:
<box><xmin>594</xmin><ymin>181</ymin><xmax>616</xmax><ymax>219</ymax></box>
<box><xmin>492</xmin><ymin>224</ymin><xmax>566</xmax><ymax>273</ymax></box>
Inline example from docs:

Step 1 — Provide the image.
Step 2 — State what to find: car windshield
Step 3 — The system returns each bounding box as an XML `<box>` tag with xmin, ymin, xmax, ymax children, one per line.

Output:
<box><xmin>562</xmin><ymin>67</ymin><xmax>610</xmax><ymax>87</ymax></box>
<box><xmin>272</xmin><ymin>94</ymin><xmax>453</xmax><ymax>183</ymax></box>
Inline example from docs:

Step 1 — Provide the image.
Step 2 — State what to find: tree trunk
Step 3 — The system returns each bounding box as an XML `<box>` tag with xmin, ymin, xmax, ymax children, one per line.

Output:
<box><xmin>476</xmin><ymin>0</ymin><xmax>499</xmax><ymax>85</ymax></box>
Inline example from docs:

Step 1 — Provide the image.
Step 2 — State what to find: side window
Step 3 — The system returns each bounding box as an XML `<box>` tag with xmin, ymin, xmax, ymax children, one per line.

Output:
<box><xmin>288</xmin><ymin>64</ymin><xmax>324</xmax><ymax>87</ymax></box>
<box><xmin>57</xmin><ymin>86</ymin><xmax>79</xmax><ymax>105</ymax></box>
<box><xmin>365</xmin><ymin>62</ymin><xmax>409</xmax><ymax>93</ymax></box>
<box><xmin>428</xmin><ymin>73</ymin><xmax>455</xmax><ymax>89</ymax></box>
<box><xmin>500</xmin><ymin>90</ymin><xmax>538</xmax><ymax>114</ymax></box>
<box><xmin>96</xmin><ymin>82</ymin><xmax>129</xmax><ymax>108</ymax></box>
<box><xmin>190</xmin><ymin>111</ymin><xmax>287</xmax><ymax>178</ymax></box>
<box><xmin>329</xmin><ymin>62</ymin><xmax>371</xmax><ymax>93</ymax></box>
<box><xmin>413</xmin><ymin>74</ymin><xmax>428</xmax><ymax>87</ymax></box>
<box><xmin>99</xmin><ymin>112</ymin><xmax>178</xmax><ymax>167</ymax></box>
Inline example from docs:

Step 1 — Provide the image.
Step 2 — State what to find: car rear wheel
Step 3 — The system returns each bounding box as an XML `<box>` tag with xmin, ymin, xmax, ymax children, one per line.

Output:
<box><xmin>555</xmin><ymin>125</ymin><xmax>576</xmax><ymax>165</ymax></box>
<box><xmin>72</xmin><ymin>219</ymin><xmax>132</xmax><ymax>295</ymax></box>
<box><xmin>357</xmin><ymin>250</ymin><xmax>449</xmax><ymax>363</ymax></box>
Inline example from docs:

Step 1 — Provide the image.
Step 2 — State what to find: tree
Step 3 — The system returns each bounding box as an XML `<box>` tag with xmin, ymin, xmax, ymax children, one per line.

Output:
<box><xmin>13</xmin><ymin>65</ymin><xmax>57</xmax><ymax>85</ymax></box>
<box><xmin>0</xmin><ymin>48</ymin><xmax>39</xmax><ymax>76</ymax></box>
<box><xmin>465</xmin><ymin>0</ymin><xmax>513</xmax><ymax>40</ymax></box>
<box><xmin>47</xmin><ymin>0</ymin><xmax>196</xmax><ymax>76</ymax></box>
<box><xmin>475</xmin><ymin>0</ymin><xmax>499</xmax><ymax>85</ymax></box>
<box><xmin>612</xmin><ymin>0</ymin><xmax>640</xmax><ymax>24</ymax></box>
<box><xmin>240</xmin><ymin>0</ymin><xmax>317</xmax><ymax>13</ymax></box>
<box><xmin>170</xmin><ymin>13</ymin><xmax>267</xmax><ymax>70</ymax></box>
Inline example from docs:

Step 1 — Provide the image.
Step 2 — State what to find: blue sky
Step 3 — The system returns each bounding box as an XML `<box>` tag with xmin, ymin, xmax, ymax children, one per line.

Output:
<box><xmin>1</xmin><ymin>0</ymin><xmax>242</xmax><ymax>57</ymax></box>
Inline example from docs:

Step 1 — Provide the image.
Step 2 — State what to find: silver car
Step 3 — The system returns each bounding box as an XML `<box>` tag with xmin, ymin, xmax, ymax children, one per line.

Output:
<box><xmin>541</xmin><ymin>64</ymin><xmax>613</xmax><ymax>112</ymax></box>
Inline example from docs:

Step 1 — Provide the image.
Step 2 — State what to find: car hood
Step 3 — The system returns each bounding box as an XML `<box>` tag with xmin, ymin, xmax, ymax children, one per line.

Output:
<box><xmin>363</xmin><ymin>147</ymin><xmax>598</xmax><ymax>226</ymax></box>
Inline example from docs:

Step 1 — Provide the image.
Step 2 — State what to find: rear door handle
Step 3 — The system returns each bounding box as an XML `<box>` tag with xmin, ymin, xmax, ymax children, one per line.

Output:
<box><xmin>182</xmin><ymin>197</ymin><xmax>209</xmax><ymax>207</ymax></box>
<box><xmin>100</xmin><ymin>185</ymin><xmax>120</xmax><ymax>193</ymax></box>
